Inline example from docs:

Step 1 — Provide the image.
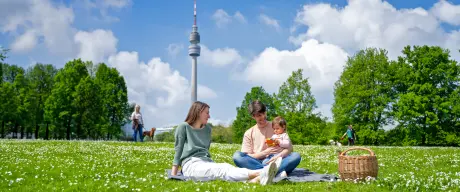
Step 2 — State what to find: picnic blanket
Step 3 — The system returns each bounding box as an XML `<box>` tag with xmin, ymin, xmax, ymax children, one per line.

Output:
<box><xmin>166</xmin><ymin>168</ymin><xmax>339</xmax><ymax>182</ymax></box>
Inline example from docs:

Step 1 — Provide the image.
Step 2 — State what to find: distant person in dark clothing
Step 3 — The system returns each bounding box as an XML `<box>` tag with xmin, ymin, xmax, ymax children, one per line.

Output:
<box><xmin>341</xmin><ymin>125</ymin><xmax>356</xmax><ymax>146</ymax></box>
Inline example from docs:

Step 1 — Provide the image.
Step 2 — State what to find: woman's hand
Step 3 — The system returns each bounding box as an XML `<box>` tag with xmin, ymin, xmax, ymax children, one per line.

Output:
<box><xmin>265</xmin><ymin>154</ymin><xmax>281</xmax><ymax>165</ymax></box>
<box><xmin>171</xmin><ymin>165</ymin><xmax>179</xmax><ymax>176</ymax></box>
<box><xmin>263</xmin><ymin>146</ymin><xmax>282</xmax><ymax>156</ymax></box>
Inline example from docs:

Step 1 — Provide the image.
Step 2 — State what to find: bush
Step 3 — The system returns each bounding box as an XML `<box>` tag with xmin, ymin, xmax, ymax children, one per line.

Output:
<box><xmin>155</xmin><ymin>127</ymin><xmax>176</xmax><ymax>142</ymax></box>
<box><xmin>154</xmin><ymin>124</ymin><xmax>235</xmax><ymax>144</ymax></box>
<box><xmin>211</xmin><ymin>125</ymin><xmax>233</xmax><ymax>143</ymax></box>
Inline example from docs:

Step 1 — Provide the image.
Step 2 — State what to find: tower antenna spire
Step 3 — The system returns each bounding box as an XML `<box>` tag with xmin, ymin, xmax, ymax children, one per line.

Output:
<box><xmin>194</xmin><ymin>0</ymin><xmax>197</xmax><ymax>25</ymax></box>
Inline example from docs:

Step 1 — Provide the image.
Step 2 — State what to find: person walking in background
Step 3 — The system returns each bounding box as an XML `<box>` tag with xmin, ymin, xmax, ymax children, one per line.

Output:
<box><xmin>341</xmin><ymin>124</ymin><xmax>356</xmax><ymax>146</ymax></box>
<box><xmin>131</xmin><ymin>104</ymin><xmax>144</xmax><ymax>142</ymax></box>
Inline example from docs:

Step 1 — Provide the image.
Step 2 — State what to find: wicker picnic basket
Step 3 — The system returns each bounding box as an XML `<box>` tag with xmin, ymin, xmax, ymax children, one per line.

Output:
<box><xmin>338</xmin><ymin>147</ymin><xmax>378</xmax><ymax>181</ymax></box>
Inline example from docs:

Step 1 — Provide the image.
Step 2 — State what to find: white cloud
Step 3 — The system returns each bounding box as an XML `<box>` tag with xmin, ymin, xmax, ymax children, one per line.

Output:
<box><xmin>10</xmin><ymin>30</ymin><xmax>37</xmax><ymax>52</ymax></box>
<box><xmin>234</xmin><ymin>11</ymin><xmax>247</xmax><ymax>23</ymax></box>
<box><xmin>166</xmin><ymin>43</ymin><xmax>184</xmax><ymax>58</ymax></box>
<box><xmin>0</xmin><ymin>0</ymin><xmax>133</xmax><ymax>56</ymax></box>
<box><xmin>198</xmin><ymin>85</ymin><xmax>218</xmax><ymax>99</ymax></box>
<box><xmin>201</xmin><ymin>45</ymin><xmax>243</xmax><ymax>67</ymax></box>
<box><xmin>289</xmin><ymin>0</ymin><xmax>460</xmax><ymax>60</ymax></box>
<box><xmin>431</xmin><ymin>0</ymin><xmax>460</xmax><ymax>26</ymax></box>
<box><xmin>108</xmin><ymin>51</ymin><xmax>218</xmax><ymax>127</ymax></box>
<box><xmin>101</xmin><ymin>0</ymin><xmax>132</xmax><ymax>8</ymax></box>
<box><xmin>243</xmin><ymin>39</ymin><xmax>348</xmax><ymax>93</ymax></box>
<box><xmin>211</xmin><ymin>9</ymin><xmax>247</xmax><ymax>28</ymax></box>
<box><xmin>0</xmin><ymin>0</ymin><xmax>76</xmax><ymax>55</ymax></box>
<box><xmin>259</xmin><ymin>14</ymin><xmax>281</xmax><ymax>31</ymax></box>
<box><xmin>74</xmin><ymin>29</ymin><xmax>118</xmax><ymax>64</ymax></box>
<box><xmin>78</xmin><ymin>0</ymin><xmax>132</xmax><ymax>22</ymax></box>
<box><xmin>242</xmin><ymin>39</ymin><xmax>348</xmax><ymax>119</ymax></box>
<box><xmin>0</xmin><ymin>0</ymin><xmax>219</xmax><ymax>128</ymax></box>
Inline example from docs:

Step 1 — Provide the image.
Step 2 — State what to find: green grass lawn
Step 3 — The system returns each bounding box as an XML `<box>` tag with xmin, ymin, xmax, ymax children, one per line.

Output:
<box><xmin>0</xmin><ymin>140</ymin><xmax>459</xmax><ymax>192</ymax></box>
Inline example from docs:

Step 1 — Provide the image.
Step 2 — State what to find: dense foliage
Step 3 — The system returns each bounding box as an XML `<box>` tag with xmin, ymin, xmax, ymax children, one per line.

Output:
<box><xmin>0</xmin><ymin>56</ymin><xmax>130</xmax><ymax>140</ymax></box>
<box><xmin>2</xmin><ymin>45</ymin><xmax>459</xmax><ymax>146</ymax></box>
<box><xmin>231</xmin><ymin>45</ymin><xmax>460</xmax><ymax>146</ymax></box>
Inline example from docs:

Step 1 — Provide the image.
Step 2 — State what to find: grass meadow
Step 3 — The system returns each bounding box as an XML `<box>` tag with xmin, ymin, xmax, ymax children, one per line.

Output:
<box><xmin>0</xmin><ymin>140</ymin><xmax>459</xmax><ymax>192</ymax></box>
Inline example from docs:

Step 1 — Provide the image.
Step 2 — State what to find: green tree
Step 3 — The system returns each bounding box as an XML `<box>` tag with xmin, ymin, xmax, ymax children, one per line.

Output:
<box><xmin>0</xmin><ymin>47</ymin><xmax>7</xmax><ymax>61</ymax></box>
<box><xmin>0</xmin><ymin>82</ymin><xmax>18</xmax><ymax>138</ymax></box>
<box><xmin>0</xmin><ymin>64</ymin><xmax>27</xmax><ymax>137</ymax></box>
<box><xmin>393</xmin><ymin>45</ymin><xmax>460</xmax><ymax>146</ymax></box>
<box><xmin>94</xmin><ymin>63</ymin><xmax>129</xmax><ymax>140</ymax></box>
<box><xmin>2</xmin><ymin>64</ymin><xmax>25</xmax><ymax>83</ymax></box>
<box><xmin>0</xmin><ymin>47</ymin><xmax>8</xmax><ymax>83</ymax></box>
<box><xmin>232</xmin><ymin>86</ymin><xmax>276</xmax><ymax>144</ymax></box>
<box><xmin>274</xmin><ymin>69</ymin><xmax>327</xmax><ymax>144</ymax></box>
<box><xmin>211</xmin><ymin>124</ymin><xmax>234</xmax><ymax>143</ymax></box>
<box><xmin>45</xmin><ymin>59</ymin><xmax>89</xmax><ymax>140</ymax></box>
<box><xmin>275</xmin><ymin>69</ymin><xmax>316</xmax><ymax>115</ymax></box>
<box><xmin>332</xmin><ymin>48</ymin><xmax>393</xmax><ymax>145</ymax></box>
<box><xmin>26</xmin><ymin>64</ymin><xmax>57</xmax><ymax>139</ymax></box>
<box><xmin>85</xmin><ymin>61</ymin><xmax>98</xmax><ymax>77</ymax></box>
<box><xmin>13</xmin><ymin>72</ymin><xmax>31</xmax><ymax>138</ymax></box>
<box><xmin>73</xmin><ymin>76</ymin><xmax>104</xmax><ymax>139</ymax></box>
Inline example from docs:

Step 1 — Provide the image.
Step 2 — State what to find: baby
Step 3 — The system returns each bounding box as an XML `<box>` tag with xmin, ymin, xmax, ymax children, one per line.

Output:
<box><xmin>265</xmin><ymin>116</ymin><xmax>291</xmax><ymax>149</ymax></box>
<box><xmin>263</xmin><ymin>116</ymin><xmax>291</xmax><ymax>181</ymax></box>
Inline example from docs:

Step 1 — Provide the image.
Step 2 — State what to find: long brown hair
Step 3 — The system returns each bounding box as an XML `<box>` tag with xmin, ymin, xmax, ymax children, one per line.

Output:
<box><xmin>185</xmin><ymin>101</ymin><xmax>210</xmax><ymax>127</ymax></box>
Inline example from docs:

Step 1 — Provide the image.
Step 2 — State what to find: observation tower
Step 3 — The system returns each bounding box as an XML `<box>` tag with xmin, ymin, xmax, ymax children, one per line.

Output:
<box><xmin>188</xmin><ymin>0</ymin><xmax>201</xmax><ymax>103</ymax></box>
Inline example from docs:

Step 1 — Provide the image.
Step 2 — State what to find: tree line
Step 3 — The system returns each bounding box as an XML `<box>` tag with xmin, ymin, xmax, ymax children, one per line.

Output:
<box><xmin>230</xmin><ymin>45</ymin><xmax>460</xmax><ymax>146</ymax></box>
<box><xmin>0</xmin><ymin>49</ymin><xmax>131</xmax><ymax>140</ymax></box>
<box><xmin>2</xmin><ymin>44</ymin><xmax>459</xmax><ymax>146</ymax></box>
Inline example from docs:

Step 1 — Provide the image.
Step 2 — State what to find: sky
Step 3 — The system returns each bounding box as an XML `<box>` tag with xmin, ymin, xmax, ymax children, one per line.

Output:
<box><xmin>1</xmin><ymin>0</ymin><xmax>460</xmax><ymax>130</ymax></box>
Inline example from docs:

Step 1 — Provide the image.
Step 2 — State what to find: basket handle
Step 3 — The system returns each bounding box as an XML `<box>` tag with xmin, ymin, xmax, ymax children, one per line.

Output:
<box><xmin>340</xmin><ymin>147</ymin><xmax>375</xmax><ymax>156</ymax></box>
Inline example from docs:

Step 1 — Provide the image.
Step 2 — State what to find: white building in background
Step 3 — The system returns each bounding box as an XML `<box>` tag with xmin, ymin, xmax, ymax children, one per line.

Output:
<box><xmin>121</xmin><ymin>122</ymin><xmax>176</xmax><ymax>138</ymax></box>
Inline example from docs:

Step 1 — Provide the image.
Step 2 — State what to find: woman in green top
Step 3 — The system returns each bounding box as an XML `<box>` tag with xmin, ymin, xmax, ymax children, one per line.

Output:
<box><xmin>171</xmin><ymin>101</ymin><xmax>280</xmax><ymax>185</ymax></box>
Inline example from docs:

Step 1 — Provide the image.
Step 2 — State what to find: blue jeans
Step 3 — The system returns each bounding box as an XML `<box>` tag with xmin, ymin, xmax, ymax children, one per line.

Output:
<box><xmin>262</xmin><ymin>154</ymin><xmax>278</xmax><ymax>165</ymax></box>
<box><xmin>133</xmin><ymin>124</ymin><xmax>143</xmax><ymax>142</ymax></box>
<box><xmin>232</xmin><ymin>151</ymin><xmax>301</xmax><ymax>175</ymax></box>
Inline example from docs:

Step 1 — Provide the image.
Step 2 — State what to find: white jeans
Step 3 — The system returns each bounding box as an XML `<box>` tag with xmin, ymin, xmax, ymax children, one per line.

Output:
<box><xmin>182</xmin><ymin>157</ymin><xmax>249</xmax><ymax>182</ymax></box>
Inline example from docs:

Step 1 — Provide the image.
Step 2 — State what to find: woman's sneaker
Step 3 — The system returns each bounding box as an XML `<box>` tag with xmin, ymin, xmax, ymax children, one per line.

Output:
<box><xmin>273</xmin><ymin>171</ymin><xmax>288</xmax><ymax>183</ymax></box>
<box><xmin>260</xmin><ymin>161</ymin><xmax>279</xmax><ymax>185</ymax></box>
<box><xmin>274</xmin><ymin>156</ymin><xmax>282</xmax><ymax>169</ymax></box>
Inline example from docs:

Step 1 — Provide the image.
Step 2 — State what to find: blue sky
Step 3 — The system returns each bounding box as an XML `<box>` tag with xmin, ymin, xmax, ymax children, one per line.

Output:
<box><xmin>1</xmin><ymin>0</ymin><xmax>460</xmax><ymax>130</ymax></box>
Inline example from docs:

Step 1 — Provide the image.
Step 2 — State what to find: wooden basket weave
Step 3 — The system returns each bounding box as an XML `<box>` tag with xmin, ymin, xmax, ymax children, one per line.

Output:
<box><xmin>338</xmin><ymin>147</ymin><xmax>378</xmax><ymax>181</ymax></box>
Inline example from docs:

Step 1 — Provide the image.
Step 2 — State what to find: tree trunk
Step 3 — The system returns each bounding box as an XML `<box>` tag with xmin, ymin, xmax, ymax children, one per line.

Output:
<box><xmin>45</xmin><ymin>123</ymin><xmax>49</xmax><ymax>140</ymax></box>
<box><xmin>20</xmin><ymin>126</ymin><xmax>25</xmax><ymax>139</ymax></box>
<box><xmin>66</xmin><ymin>117</ymin><xmax>71</xmax><ymax>140</ymax></box>
<box><xmin>75</xmin><ymin>117</ymin><xmax>81</xmax><ymax>139</ymax></box>
<box><xmin>1</xmin><ymin>121</ymin><xmax>4</xmax><ymax>138</ymax></box>
<box><xmin>35</xmin><ymin>124</ymin><xmax>39</xmax><ymax>139</ymax></box>
<box><xmin>14</xmin><ymin>122</ymin><xmax>18</xmax><ymax>138</ymax></box>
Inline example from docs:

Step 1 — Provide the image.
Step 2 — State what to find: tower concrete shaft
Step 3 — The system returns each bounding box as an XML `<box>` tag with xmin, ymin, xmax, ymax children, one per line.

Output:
<box><xmin>191</xmin><ymin>56</ymin><xmax>197</xmax><ymax>103</ymax></box>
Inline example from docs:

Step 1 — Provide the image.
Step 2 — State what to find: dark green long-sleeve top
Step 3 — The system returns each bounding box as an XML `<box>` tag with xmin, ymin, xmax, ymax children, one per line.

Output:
<box><xmin>172</xmin><ymin>122</ymin><xmax>212</xmax><ymax>167</ymax></box>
